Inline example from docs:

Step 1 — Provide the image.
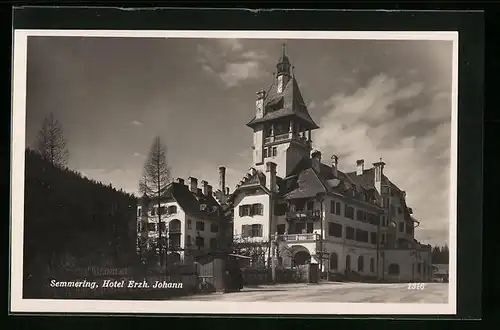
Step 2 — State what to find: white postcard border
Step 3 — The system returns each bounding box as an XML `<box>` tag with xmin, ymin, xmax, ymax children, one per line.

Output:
<box><xmin>10</xmin><ymin>29</ymin><xmax>458</xmax><ymax>315</ymax></box>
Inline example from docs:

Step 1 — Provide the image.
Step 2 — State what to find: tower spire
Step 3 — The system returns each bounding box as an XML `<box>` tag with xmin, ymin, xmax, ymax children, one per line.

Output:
<box><xmin>282</xmin><ymin>41</ymin><xmax>286</xmax><ymax>58</ymax></box>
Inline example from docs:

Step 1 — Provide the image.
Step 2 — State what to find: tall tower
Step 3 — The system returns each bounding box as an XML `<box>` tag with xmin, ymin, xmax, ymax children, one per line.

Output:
<box><xmin>246</xmin><ymin>43</ymin><xmax>320</xmax><ymax>179</ymax></box>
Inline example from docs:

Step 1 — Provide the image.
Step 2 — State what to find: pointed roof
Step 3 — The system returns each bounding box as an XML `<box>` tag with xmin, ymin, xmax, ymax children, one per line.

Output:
<box><xmin>246</xmin><ymin>77</ymin><xmax>319</xmax><ymax>129</ymax></box>
<box><xmin>280</xmin><ymin>156</ymin><xmax>382</xmax><ymax>208</ymax></box>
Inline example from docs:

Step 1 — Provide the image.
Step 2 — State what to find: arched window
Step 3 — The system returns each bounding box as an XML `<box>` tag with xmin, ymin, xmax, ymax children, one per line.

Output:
<box><xmin>209</xmin><ymin>238</ymin><xmax>218</xmax><ymax>249</ymax></box>
<box><xmin>358</xmin><ymin>256</ymin><xmax>364</xmax><ymax>272</ymax></box>
<box><xmin>370</xmin><ymin>258</ymin><xmax>375</xmax><ymax>273</ymax></box>
<box><xmin>169</xmin><ymin>219</ymin><xmax>182</xmax><ymax>233</ymax></box>
<box><xmin>345</xmin><ymin>255</ymin><xmax>351</xmax><ymax>270</ymax></box>
<box><xmin>388</xmin><ymin>263</ymin><xmax>400</xmax><ymax>275</ymax></box>
<box><xmin>329</xmin><ymin>253</ymin><xmax>338</xmax><ymax>270</ymax></box>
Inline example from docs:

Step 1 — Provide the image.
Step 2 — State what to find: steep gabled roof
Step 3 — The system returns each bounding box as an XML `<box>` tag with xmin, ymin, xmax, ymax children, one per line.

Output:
<box><xmin>283</xmin><ymin>168</ymin><xmax>327</xmax><ymax>199</ymax></box>
<box><xmin>143</xmin><ymin>182</ymin><xmax>224</xmax><ymax>220</ymax></box>
<box><xmin>246</xmin><ymin>77</ymin><xmax>319</xmax><ymax>129</ymax></box>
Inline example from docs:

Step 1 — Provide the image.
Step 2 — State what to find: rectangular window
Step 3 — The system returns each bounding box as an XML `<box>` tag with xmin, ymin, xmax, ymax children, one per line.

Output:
<box><xmin>275</xmin><ymin>203</ymin><xmax>286</xmax><ymax>216</ymax></box>
<box><xmin>391</xmin><ymin>205</ymin><xmax>396</xmax><ymax>216</ymax></box>
<box><xmin>277</xmin><ymin>224</ymin><xmax>286</xmax><ymax>235</ymax></box>
<box><xmin>406</xmin><ymin>224</ymin><xmax>413</xmax><ymax>235</ymax></box>
<box><xmin>195</xmin><ymin>236</ymin><xmax>204</xmax><ymax>247</ymax></box>
<box><xmin>137</xmin><ymin>222</ymin><xmax>141</xmax><ymax>232</ymax></box>
<box><xmin>370</xmin><ymin>258</ymin><xmax>375</xmax><ymax>272</ymax></box>
<box><xmin>399</xmin><ymin>222</ymin><xmax>404</xmax><ymax>233</ymax></box>
<box><xmin>356</xmin><ymin>210</ymin><xmax>366</xmax><ymax>222</ymax></box>
<box><xmin>209</xmin><ymin>238</ymin><xmax>218</xmax><ymax>249</ymax></box>
<box><xmin>196</xmin><ymin>221</ymin><xmax>205</xmax><ymax>231</ymax></box>
<box><xmin>306</xmin><ymin>222</ymin><xmax>313</xmax><ymax>233</ymax></box>
<box><xmin>328</xmin><ymin>222</ymin><xmax>342</xmax><ymax>237</ymax></box>
<box><xmin>251</xmin><ymin>224</ymin><xmax>263</xmax><ymax>237</ymax></box>
<box><xmin>370</xmin><ymin>232</ymin><xmax>377</xmax><ymax>244</ymax></box>
<box><xmin>335</xmin><ymin>202</ymin><xmax>341</xmax><ymax>215</ymax></box>
<box><xmin>210</xmin><ymin>224</ymin><xmax>219</xmax><ymax>233</ymax></box>
<box><xmin>187</xmin><ymin>219</ymin><xmax>192</xmax><ymax>229</ymax></box>
<box><xmin>307</xmin><ymin>201</ymin><xmax>314</xmax><ymax>211</ymax></box>
<box><xmin>345</xmin><ymin>206</ymin><xmax>354</xmax><ymax>219</ymax></box>
<box><xmin>252</xmin><ymin>203</ymin><xmax>263</xmax><ymax>216</ymax></box>
<box><xmin>355</xmin><ymin>229</ymin><xmax>369</xmax><ymax>243</ymax></box>
<box><xmin>330</xmin><ymin>201</ymin><xmax>335</xmax><ymax>214</ymax></box>
<box><xmin>137</xmin><ymin>208</ymin><xmax>142</xmax><ymax>217</ymax></box>
<box><xmin>242</xmin><ymin>224</ymin><xmax>263</xmax><ymax>238</ymax></box>
<box><xmin>151</xmin><ymin>207</ymin><xmax>156</xmax><ymax>216</ymax></box>
<box><xmin>381</xmin><ymin>233</ymin><xmax>386</xmax><ymax>244</ymax></box>
<box><xmin>382</xmin><ymin>197</ymin><xmax>389</xmax><ymax>208</ymax></box>
<box><xmin>159</xmin><ymin>222</ymin><xmax>166</xmax><ymax>232</ymax></box>
<box><xmin>398</xmin><ymin>207</ymin><xmax>402</xmax><ymax>214</ymax></box>
<box><xmin>239</xmin><ymin>205</ymin><xmax>251</xmax><ymax>216</ymax></box>
<box><xmin>367</xmin><ymin>213</ymin><xmax>379</xmax><ymax>225</ymax></box>
<box><xmin>346</xmin><ymin>226</ymin><xmax>355</xmax><ymax>240</ymax></box>
<box><xmin>272</xmin><ymin>147</ymin><xmax>277</xmax><ymax>157</ymax></box>
<box><xmin>147</xmin><ymin>223</ymin><xmax>156</xmax><ymax>231</ymax></box>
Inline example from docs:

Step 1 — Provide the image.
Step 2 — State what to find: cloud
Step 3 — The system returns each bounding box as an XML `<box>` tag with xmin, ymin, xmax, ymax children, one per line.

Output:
<box><xmin>314</xmin><ymin>73</ymin><xmax>452</xmax><ymax>246</ymax></box>
<box><xmin>133</xmin><ymin>152</ymin><xmax>146</xmax><ymax>158</ymax></box>
<box><xmin>130</xmin><ymin>120</ymin><xmax>143</xmax><ymax>127</ymax></box>
<box><xmin>218</xmin><ymin>39</ymin><xmax>243</xmax><ymax>52</ymax></box>
<box><xmin>219</xmin><ymin>61</ymin><xmax>264</xmax><ymax>88</ymax></box>
<box><xmin>197</xmin><ymin>40</ymin><xmax>268</xmax><ymax>88</ymax></box>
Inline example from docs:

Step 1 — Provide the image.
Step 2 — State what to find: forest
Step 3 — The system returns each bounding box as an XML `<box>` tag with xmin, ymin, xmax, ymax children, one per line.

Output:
<box><xmin>431</xmin><ymin>245</ymin><xmax>449</xmax><ymax>264</ymax></box>
<box><xmin>23</xmin><ymin>148</ymin><xmax>139</xmax><ymax>295</ymax></box>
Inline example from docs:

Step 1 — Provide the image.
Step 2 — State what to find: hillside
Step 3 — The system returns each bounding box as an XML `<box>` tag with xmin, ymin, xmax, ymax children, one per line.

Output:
<box><xmin>22</xmin><ymin>148</ymin><xmax>138</xmax><ymax>296</ymax></box>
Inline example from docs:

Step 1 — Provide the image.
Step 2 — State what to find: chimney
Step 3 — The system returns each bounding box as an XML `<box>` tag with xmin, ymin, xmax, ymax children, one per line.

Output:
<box><xmin>207</xmin><ymin>184</ymin><xmax>213</xmax><ymax>197</ymax></box>
<box><xmin>219</xmin><ymin>166</ymin><xmax>226</xmax><ymax>204</ymax></box>
<box><xmin>256</xmin><ymin>89</ymin><xmax>266</xmax><ymax>119</ymax></box>
<box><xmin>373</xmin><ymin>159</ymin><xmax>386</xmax><ymax>195</ymax></box>
<box><xmin>201</xmin><ymin>180</ymin><xmax>209</xmax><ymax>196</ymax></box>
<box><xmin>310</xmin><ymin>150</ymin><xmax>322</xmax><ymax>173</ymax></box>
<box><xmin>266</xmin><ymin>161</ymin><xmax>277</xmax><ymax>192</ymax></box>
<box><xmin>177</xmin><ymin>177</ymin><xmax>185</xmax><ymax>185</ymax></box>
<box><xmin>331</xmin><ymin>155</ymin><xmax>338</xmax><ymax>177</ymax></box>
<box><xmin>188</xmin><ymin>176</ymin><xmax>198</xmax><ymax>194</ymax></box>
<box><xmin>356</xmin><ymin>159</ymin><xmax>365</xmax><ymax>176</ymax></box>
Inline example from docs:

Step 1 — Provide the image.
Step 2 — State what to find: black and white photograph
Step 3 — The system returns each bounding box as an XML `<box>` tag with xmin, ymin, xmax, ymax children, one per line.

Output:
<box><xmin>11</xmin><ymin>29</ymin><xmax>458</xmax><ymax>315</ymax></box>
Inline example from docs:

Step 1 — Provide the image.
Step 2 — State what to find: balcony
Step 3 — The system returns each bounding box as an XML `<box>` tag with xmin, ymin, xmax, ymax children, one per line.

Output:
<box><xmin>272</xmin><ymin>233</ymin><xmax>320</xmax><ymax>242</ymax></box>
<box><xmin>285</xmin><ymin>210</ymin><xmax>321</xmax><ymax>221</ymax></box>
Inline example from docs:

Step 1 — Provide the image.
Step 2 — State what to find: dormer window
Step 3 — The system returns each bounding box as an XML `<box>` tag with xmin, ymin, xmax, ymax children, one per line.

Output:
<box><xmin>265</xmin><ymin>97</ymin><xmax>284</xmax><ymax>114</ymax></box>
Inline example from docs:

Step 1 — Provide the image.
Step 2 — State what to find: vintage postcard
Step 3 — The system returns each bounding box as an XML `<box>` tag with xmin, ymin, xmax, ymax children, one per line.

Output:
<box><xmin>11</xmin><ymin>29</ymin><xmax>458</xmax><ymax>315</ymax></box>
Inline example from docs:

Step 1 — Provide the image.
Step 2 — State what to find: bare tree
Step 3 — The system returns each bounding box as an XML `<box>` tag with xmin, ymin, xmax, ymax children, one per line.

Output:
<box><xmin>139</xmin><ymin>136</ymin><xmax>172</xmax><ymax>267</ymax></box>
<box><xmin>36</xmin><ymin>112</ymin><xmax>69</xmax><ymax>167</ymax></box>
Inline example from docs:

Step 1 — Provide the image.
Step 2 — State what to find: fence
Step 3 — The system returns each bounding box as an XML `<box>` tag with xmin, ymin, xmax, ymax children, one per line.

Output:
<box><xmin>241</xmin><ymin>267</ymin><xmax>305</xmax><ymax>285</ymax></box>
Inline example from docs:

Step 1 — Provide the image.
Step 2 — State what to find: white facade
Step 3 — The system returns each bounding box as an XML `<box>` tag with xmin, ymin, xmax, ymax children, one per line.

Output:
<box><xmin>136</xmin><ymin>182</ymin><xmax>224</xmax><ymax>262</ymax></box>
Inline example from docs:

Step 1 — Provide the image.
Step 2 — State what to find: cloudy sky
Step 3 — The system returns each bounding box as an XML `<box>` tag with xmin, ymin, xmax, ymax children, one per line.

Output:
<box><xmin>25</xmin><ymin>36</ymin><xmax>453</xmax><ymax>246</ymax></box>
